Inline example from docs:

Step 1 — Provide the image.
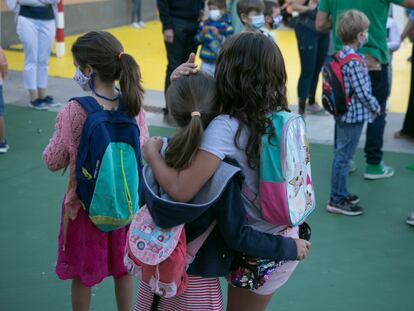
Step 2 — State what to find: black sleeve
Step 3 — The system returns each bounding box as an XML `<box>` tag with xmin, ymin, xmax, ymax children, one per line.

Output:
<box><xmin>212</xmin><ymin>179</ymin><xmax>298</xmax><ymax>261</ymax></box>
<box><xmin>157</xmin><ymin>0</ymin><xmax>173</xmax><ymax>31</ymax></box>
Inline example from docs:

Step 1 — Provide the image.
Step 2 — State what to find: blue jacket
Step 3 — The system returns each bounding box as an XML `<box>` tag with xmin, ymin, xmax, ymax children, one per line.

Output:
<box><xmin>142</xmin><ymin>160</ymin><xmax>297</xmax><ymax>278</ymax></box>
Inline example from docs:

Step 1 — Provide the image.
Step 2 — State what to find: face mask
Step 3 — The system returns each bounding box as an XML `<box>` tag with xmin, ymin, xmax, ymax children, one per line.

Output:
<box><xmin>359</xmin><ymin>32</ymin><xmax>369</xmax><ymax>48</ymax></box>
<box><xmin>209</xmin><ymin>9</ymin><xmax>221</xmax><ymax>21</ymax></box>
<box><xmin>250</xmin><ymin>14</ymin><xmax>265</xmax><ymax>30</ymax></box>
<box><xmin>272</xmin><ymin>15</ymin><xmax>283</xmax><ymax>29</ymax></box>
<box><xmin>74</xmin><ymin>67</ymin><xmax>92</xmax><ymax>91</ymax></box>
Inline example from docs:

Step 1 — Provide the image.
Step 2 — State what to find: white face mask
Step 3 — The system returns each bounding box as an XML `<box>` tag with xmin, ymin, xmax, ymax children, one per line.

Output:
<box><xmin>250</xmin><ymin>14</ymin><xmax>265</xmax><ymax>30</ymax></box>
<box><xmin>359</xmin><ymin>32</ymin><xmax>369</xmax><ymax>48</ymax></box>
<box><xmin>209</xmin><ymin>9</ymin><xmax>222</xmax><ymax>21</ymax></box>
<box><xmin>272</xmin><ymin>15</ymin><xmax>283</xmax><ymax>29</ymax></box>
<box><xmin>73</xmin><ymin>67</ymin><xmax>92</xmax><ymax>91</ymax></box>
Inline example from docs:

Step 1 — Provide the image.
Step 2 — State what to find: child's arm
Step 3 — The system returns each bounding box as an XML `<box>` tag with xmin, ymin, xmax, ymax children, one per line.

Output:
<box><xmin>387</xmin><ymin>18</ymin><xmax>401</xmax><ymax>53</ymax></box>
<box><xmin>136</xmin><ymin>107</ymin><xmax>149</xmax><ymax>147</ymax></box>
<box><xmin>195</xmin><ymin>22</ymin><xmax>207</xmax><ymax>43</ymax></box>
<box><xmin>347</xmin><ymin>61</ymin><xmax>380</xmax><ymax>114</ymax></box>
<box><xmin>43</xmin><ymin>103</ymin><xmax>75</xmax><ymax>171</ymax></box>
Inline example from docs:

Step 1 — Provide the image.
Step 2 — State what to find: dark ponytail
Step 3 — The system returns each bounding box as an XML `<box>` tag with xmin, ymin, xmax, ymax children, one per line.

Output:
<box><xmin>165</xmin><ymin>116</ymin><xmax>204</xmax><ymax>170</ymax></box>
<box><xmin>71</xmin><ymin>31</ymin><xmax>144</xmax><ymax>117</ymax></box>
<box><xmin>119</xmin><ymin>53</ymin><xmax>144</xmax><ymax>117</ymax></box>
<box><xmin>164</xmin><ymin>73</ymin><xmax>218</xmax><ymax>171</ymax></box>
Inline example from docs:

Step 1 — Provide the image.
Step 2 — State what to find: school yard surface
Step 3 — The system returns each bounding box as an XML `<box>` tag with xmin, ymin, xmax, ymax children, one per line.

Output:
<box><xmin>1</xmin><ymin>22</ymin><xmax>414</xmax><ymax>310</ymax></box>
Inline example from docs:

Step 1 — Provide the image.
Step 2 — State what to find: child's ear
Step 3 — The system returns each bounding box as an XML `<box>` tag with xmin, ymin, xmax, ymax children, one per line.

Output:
<box><xmin>83</xmin><ymin>64</ymin><xmax>94</xmax><ymax>77</ymax></box>
<box><xmin>240</xmin><ymin>13</ymin><xmax>249</xmax><ymax>24</ymax></box>
<box><xmin>265</xmin><ymin>15</ymin><xmax>272</xmax><ymax>25</ymax></box>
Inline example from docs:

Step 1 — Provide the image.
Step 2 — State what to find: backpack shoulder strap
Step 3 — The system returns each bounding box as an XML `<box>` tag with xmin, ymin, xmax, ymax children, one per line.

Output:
<box><xmin>70</xmin><ymin>96</ymin><xmax>101</xmax><ymax>115</ymax></box>
<box><xmin>339</xmin><ymin>53</ymin><xmax>363</xmax><ymax>67</ymax></box>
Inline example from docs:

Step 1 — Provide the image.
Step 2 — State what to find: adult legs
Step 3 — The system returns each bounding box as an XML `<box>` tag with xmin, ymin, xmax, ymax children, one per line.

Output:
<box><xmin>131</xmin><ymin>0</ymin><xmax>141</xmax><ymax>23</ymax></box>
<box><xmin>294</xmin><ymin>23</ymin><xmax>319</xmax><ymax>114</ymax></box>
<box><xmin>365</xmin><ymin>65</ymin><xmax>389</xmax><ymax>165</ymax></box>
<box><xmin>37</xmin><ymin>19</ymin><xmax>55</xmax><ymax>99</ymax></box>
<box><xmin>71</xmin><ymin>278</ymin><xmax>91</xmax><ymax>311</ymax></box>
<box><xmin>163</xmin><ymin>18</ymin><xmax>198</xmax><ymax>107</ymax></box>
<box><xmin>17</xmin><ymin>16</ymin><xmax>39</xmax><ymax>101</ymax></box>
<box><xmin>400</xmin><ymin>44</ymin><xmax>414</xmax><ymax>138</ymax></box>
<box><xmin>114</xmin><ymin>274</ymin><xmax>133</xmax><ymax>311</ymax></box>
<box><xmin>308</xmin><ymin>31</ymin><xmax>330</xmax><ymax>105</ymax></box>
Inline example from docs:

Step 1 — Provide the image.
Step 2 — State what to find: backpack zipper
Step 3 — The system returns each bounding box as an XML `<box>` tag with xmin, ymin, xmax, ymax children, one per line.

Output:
<box><xmin>120</xmin><ymin>148</ymin><xmax>133</xmax><ymax>217</ymax></box>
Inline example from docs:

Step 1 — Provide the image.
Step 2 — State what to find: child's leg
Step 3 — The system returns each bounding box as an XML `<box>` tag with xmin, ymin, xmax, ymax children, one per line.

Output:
<box><xmin>330</xmin><ymin>121</ymin><xmax>364</xmax><ymax>201</ymax></box>
<box><xmin>114</xmin><ymin>274</ymin><xmax>133</xmax><ymax>311</ymax></box>
<box><xmin>227</xmin><ymin>286</ymin><xmax>272</xmax><ymax>311</ymax></box>
<box><xmin>71</xmin><ymin>277</ymin><xmax>91</xmax><ymax>311</ymax></box>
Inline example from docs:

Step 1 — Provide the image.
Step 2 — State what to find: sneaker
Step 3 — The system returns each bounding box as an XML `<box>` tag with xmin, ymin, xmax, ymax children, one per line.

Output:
<box><xmin>347</xmin><ymin>194</ymin><xmax>360</xmax><ymax>205</ymax></box>
<box><xmin>42</xmin><ymin>96</ymin><xmax>60</xmax><ymax>108</ymax></box>
<box><xmin>306</xmin><ymin>103</ymin><xmax>324</xmax><ymax>114</ymax></box>
<box><xmin>138</xmin><ymin>21</ymin><xmax>145</xmax><ymax>27</ymax></box>
<box><xmin>364</xmin><ymin>164</ymin><xmax>395</xmax><ymax>180</ymax></box>
<box><xmin>407</xmin><ymin>212</ymin><xmax>414</xmax><ymax>226</ymax></box>
<box><xmin>349</xmin><ymin>160</ymin><xmax>357</xmax><ymax>174</ymax></box>
<box><xmin>0</xmin><ymin>140</ymin><xmax>9</xmax><ymax>154</ymax></box>
<box><xmin>326</xmin><ymin>199</ymin><xmax>364</xmax><ymax>216</ymax></box>
<box><xmin>30</xmin><ymin>99</ymin><xmax>48</xmax><ymax>110</ymax></box>
<box><xmin>130</xmin><ymin>22</ymin><xmax>140</xmax><ymax>28</ymax></box>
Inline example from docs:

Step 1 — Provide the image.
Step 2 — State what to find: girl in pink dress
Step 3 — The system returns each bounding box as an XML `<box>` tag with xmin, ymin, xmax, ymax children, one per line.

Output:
<box><xmin>43</xmin><ymin>31</ymin><xmax>148</xmax><ymax>311</ymax></box>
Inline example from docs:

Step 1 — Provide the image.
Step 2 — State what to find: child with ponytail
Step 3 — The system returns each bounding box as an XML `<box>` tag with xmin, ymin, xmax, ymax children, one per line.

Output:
<box><xmin>43</xmin><ymin>31</ymin><xmax>148</xmax><ymax>311</ymax></box>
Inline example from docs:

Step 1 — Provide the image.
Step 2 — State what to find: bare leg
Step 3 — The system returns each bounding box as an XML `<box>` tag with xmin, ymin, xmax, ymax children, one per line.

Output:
<box><xmin>227</xmin><ymin>286</ymin><xmax>273</xmax><ymax>311</ymax></box>
<box><xmin>114</xmin><ymin>274</ymin><xmax>133</xmax><ymax>311</ymax></box>
<box><xmin>71</xmin><ymin>277</ymin><xmax>91</xmax><ymax>311</ymax></box>
<box><xmin>0</xmin><ymin>116</ymin><xmax>5</xmax><ymax>142</ymax></box>
<box><xmin>38</xmin><ymin>88</ymin><xmax>47</xmax><ymax>99</ymax></box>
<box><xmin>29</xmin><ymin>89</ymin><xmax>39</xmax><ymax>101</ymax></box>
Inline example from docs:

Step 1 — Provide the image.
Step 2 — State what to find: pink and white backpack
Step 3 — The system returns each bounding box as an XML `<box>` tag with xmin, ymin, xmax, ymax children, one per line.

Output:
<box><xmin>124</xmin><ymin>205</ymin><xmax>215</xmax><ymax>298</ymax></box>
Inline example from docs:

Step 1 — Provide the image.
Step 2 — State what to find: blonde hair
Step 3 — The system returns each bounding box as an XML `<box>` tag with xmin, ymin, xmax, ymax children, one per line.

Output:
<box><xmin>336</xmin><ymin>10</ymin><xmax>370</xmax><ymax>45</ymax></box>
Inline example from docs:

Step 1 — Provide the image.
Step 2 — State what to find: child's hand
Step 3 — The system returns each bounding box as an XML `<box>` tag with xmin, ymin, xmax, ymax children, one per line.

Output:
<box><xmin>142</xmin><ymin>136</ymin><xmax>163</xmax><ymax>163</ymax></box>
<box><xmin>209</xmin><ymin>26</ymin><xmax>221</xmax><ymax>39</ymax></box>
<box><xmin>294</xmin><ymin>238</ymin><xmax>311</xmax><ymax>260</ymax></box>
<box><xmin>373</xmin><ymin>106</ymin><xmax>381</xmax><ymax>118</ymax></box>
<box><xmin>163</xmin><ymin>29</ymin><xmax>174</xmax><ymax>43</ymax></box>
<box><xmin>170</xmin><ymin>53</ymin><xmax>198</xmax><ymax>82</ymax></box>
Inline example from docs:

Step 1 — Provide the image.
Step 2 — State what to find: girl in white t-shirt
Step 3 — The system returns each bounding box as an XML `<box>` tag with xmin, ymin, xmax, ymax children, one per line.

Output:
<box><xmin>143</xmin><ymin>32</ymin><xmax>311</xmax><ymax>311</ymax></box>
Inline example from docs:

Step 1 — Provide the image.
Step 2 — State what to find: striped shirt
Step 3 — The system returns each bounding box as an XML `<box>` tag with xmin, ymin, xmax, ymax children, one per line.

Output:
<box><xmin>339</xmin><ymin>46</ymin><xmax>379</xmax><ymax>124</ymax></box>
<box><xmin>135</xmin><ymin>276</ymin><xmax>224</xmax><ymax>311</ymax></box>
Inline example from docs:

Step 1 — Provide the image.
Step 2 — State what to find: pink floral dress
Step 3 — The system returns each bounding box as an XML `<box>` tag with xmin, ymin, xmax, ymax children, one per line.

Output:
<box><xmin>43</xmin><ymin>100</ymin><xmax>149</xmax><ymax>287</ymax></box>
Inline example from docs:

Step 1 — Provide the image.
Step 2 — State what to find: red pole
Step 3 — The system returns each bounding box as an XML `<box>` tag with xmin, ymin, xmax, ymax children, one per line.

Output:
<box><xmin>56</xmin><ymin>0</ymin><xmax>65</xmax><ymax>57</ymax></box>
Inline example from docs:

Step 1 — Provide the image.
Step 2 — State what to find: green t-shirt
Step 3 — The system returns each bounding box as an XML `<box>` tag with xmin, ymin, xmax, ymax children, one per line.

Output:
<box><xmin>318</xmin><ymin>0</ymin><xmax>404</xmax><ymax>64</ymax></box>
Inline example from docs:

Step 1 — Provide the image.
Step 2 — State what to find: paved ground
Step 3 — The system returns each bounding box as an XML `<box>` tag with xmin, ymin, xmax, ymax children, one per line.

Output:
<box><xmin>0</xmin><ymin>105</ymin><xmax>413</xmax><ymax>311</ymax></box>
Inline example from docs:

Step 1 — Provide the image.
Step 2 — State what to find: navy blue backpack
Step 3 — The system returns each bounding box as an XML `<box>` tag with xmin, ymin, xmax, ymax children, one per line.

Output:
<box><xmin>73</xmin><ymin>96</ymin><xmax>142</xmax><ymax>232</ymax></box>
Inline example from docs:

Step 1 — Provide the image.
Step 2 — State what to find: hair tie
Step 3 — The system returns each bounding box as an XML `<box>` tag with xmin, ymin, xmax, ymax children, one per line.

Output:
<box><xmin>118</xmin><ymin>52</ymin><xmax>125</xmax><ymax>60</ymax></box>
<box><xmin>191</xmin><ymin>111</ymin><xmax>201</xmax><ymax>117</ymax></box>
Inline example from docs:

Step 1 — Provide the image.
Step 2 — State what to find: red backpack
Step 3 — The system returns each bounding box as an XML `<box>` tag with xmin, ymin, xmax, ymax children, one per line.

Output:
<box><xmin>322</xmin><ymin>52</ymin><xmax>363</xmax><ymax>116</ymax></box>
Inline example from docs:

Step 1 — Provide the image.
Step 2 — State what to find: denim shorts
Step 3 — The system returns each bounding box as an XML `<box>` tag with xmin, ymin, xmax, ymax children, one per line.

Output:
<box><xmin>0</xmin><ymin>85</ymin><xmax>4</xmax><ymax>116</ymax></box>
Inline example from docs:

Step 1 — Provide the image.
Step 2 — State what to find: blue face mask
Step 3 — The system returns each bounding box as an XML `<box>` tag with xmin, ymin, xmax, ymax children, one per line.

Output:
<box><xmin>74</xmin><ymin>67</ymin><xmax>92</xmax><ymax>91</ymax></box>
<box><xmin>250</xmin><ymin>14</ymin><xmax>265</xmax><ymax>30</ymax></box>
<box><xmin>272</xmin><ymin>15</ymin><xmax>283</xmax><ymax>29</ymax></box>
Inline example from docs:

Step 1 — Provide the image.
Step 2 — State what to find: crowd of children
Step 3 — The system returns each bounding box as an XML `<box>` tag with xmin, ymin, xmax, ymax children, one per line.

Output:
<box><xmin>0</xmin><ymin>0</ymin><xmax>403</xmax><ymax>310</ymax></box>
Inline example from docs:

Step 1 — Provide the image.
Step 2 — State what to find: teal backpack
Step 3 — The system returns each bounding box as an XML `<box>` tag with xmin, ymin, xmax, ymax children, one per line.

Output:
<box><xmin>242</xmin><ymin>111</ymin><xmax>316</xmax><ymax>226</ymax></box>
<box><xmin>73</xmin><ymin>96</ymin><xmax>143</xmax><ymax>232</ymax></box>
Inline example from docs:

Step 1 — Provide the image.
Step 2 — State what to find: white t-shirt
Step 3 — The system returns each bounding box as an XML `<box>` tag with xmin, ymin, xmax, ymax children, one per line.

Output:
<box><xmin>200</xmin><ymin>114</ymin><xmax>287</xmax><ymax>234</ymax></box>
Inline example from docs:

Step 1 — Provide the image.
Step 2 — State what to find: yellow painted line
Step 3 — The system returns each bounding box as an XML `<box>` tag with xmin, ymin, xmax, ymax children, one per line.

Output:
<box><xmin>4</xmin><ymin>21</ymin><xmax>411</xmax><ymax>113</ymax></box>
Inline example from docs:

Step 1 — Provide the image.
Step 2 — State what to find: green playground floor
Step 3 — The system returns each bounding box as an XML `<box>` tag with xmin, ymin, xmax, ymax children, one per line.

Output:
<box><xmin>0</xmin><ymin>105</ymin><xmax>413</xmax><ymax>311</ymax></box>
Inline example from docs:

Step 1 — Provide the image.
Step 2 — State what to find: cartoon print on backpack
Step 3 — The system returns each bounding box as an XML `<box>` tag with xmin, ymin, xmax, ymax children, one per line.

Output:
<box><xmin>288</xmin><ymin>163</ymin><xmax>304</xmax><ymax>197</ymax></box>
